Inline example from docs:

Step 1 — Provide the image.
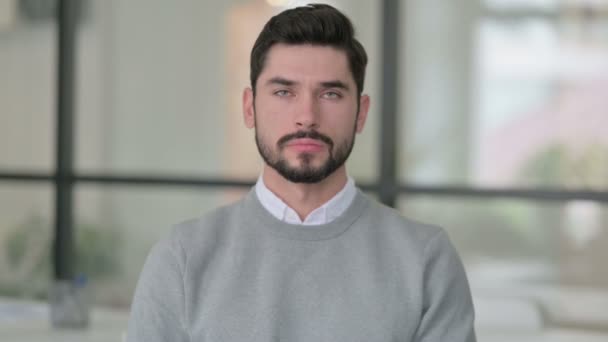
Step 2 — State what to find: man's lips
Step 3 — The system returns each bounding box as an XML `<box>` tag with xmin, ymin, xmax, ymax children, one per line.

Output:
<box><xmin>285</xmin><ymin>138</ymin><xmax>325</xmax><ymax>152</ymax></box>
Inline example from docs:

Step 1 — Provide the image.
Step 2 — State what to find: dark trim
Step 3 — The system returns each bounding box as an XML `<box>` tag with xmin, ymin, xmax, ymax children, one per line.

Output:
<box><xmin>53</xmin><ymin>0</ymin><xmax>78</xmax><ymax>281</ymax></box>
<box><xmin>1</xmin><ymin>171</ymin><xmax>606</xmax><ymax>202</ymax></box>
<box><xmin>378</xmin><ymin>0</ymin><xmax>399</xmax><ymax>207</ymax></box>
<box><xmin>0</xmin><ymin>171</ymin><xmax>376</xmax><ymax>190</ymax></box>
<box><xmin>74</xmin><ymin>174</ymin><xmax>378</xmax><ymax>193</ymax></box>
<box><xmin>77</xmin><ymin>174</ymin><xmax>255</xmax><ymax>188</ymax></box>
<box><xmin>0</xmin><ymin>170</ymin><xmax>606</xmax><ymax>203</ymax></box>
<box><xmin>399</xmin><ymin>185</ymin><xmax>608</xmax><ymax>203</ymax></box>
<box><xmin>0</xmin><ymin>172</ymin><xmax>54</xmax><ymax>182</ymax></box>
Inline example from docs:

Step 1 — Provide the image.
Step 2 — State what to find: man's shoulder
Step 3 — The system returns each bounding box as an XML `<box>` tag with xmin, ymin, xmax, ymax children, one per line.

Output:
<box><xmin>166</xmin><ymin>196</ymin><xmax>247</xmax><ymax>251</ymax></box>
<box><xmin>362</xmin><ymin>195</ymin><xmax>446</xmax><ymax>249</ymax></box>
<box><xmin>178</xmin><ymin>198</ymin><xmax>243</xmax><ymax>228</ymax></box>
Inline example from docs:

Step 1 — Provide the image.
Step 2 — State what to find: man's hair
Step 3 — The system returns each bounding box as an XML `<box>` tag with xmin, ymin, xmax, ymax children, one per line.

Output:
<box><xmin>250</xmin><ymin>3</ymin><xmax>368</xmax><ymax>95</ymax></box>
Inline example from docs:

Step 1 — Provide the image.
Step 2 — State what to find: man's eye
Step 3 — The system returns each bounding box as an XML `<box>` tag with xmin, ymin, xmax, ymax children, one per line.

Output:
<box><xmin>322</xmin><ymin>91</ymin><xmax>341</xmax><ymax>99</ymax></box>
<box><xmin>274</xmin><ymin>90</ymin><xmax>290</xmax><ymax>97</ymax></box>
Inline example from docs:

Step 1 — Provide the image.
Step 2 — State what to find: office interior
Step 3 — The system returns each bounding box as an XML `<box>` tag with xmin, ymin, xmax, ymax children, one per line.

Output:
<box><xmin>1</xmin><ymin>0</ymin><xmax>607</xmax><ymax>341</ymax></box>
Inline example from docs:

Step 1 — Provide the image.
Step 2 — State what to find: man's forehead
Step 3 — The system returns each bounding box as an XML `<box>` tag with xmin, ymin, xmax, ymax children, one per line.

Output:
<box><xmin>258</xmin><ymin>44</ymin><xmax>354</xmax><ymax>86</ymax></box>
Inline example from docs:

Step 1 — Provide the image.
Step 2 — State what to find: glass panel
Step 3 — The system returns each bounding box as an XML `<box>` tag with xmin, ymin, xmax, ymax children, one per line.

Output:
<box><xmin>337</xmin><ymin>0</ymin><xmax>381</xmax><ymax>182</ymax></box>
<box><xmin>76</xmin><ymin>0</ymin><xmax>379</xmax><ymax>182</ymax></box>
<box><xmin>399</xmin><ymin>2</ymin><xmax>608</xmax><ymax>191</ymax></box>
<box><xmin>398</xmin><ymin>1</ymin><xmax>478</xmax><ymax>185</ymax></box>
<box><xmin>474</xmin><ymin>17</ymin><xmax>608</xmax><ymax>190</ymax></box>
<box><xmin>399</xmin><ymin>196</ymin><xmax>608</xmax><ymax>340</ymax></box>
<box><xmin>483</xmin><ymin>0</ymin><xmax>559</xmax><ymax>11</ymax></box>
<box><xmin>0</xmin><ymin>184</ymin><xmax>52</xmax><ymax>300</ymax></box>
<box><xmin>74</xmin><ymin>185</ymin><xmax>243</xmax><ymax>309</ymax></box>
<box><xmin>0</xmin><ymin>3</ymin><xmax>55</xmax><ymax>171</ymax></box>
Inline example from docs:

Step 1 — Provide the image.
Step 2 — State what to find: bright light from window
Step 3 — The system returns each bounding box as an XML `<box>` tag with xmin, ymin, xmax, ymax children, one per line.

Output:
<box><xmin>266</xmin><ymin>0</ymin><xmax>289</xmax><ymax>7</ymax></box>
<box><xmin>266</xmin><ymin>0</ymin><xmax>315</xmax><ymax>8</ymax></box>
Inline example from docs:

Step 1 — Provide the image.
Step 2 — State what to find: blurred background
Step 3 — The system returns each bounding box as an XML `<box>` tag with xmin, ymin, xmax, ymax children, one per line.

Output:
<box><xmin>1</xmin><ymin>0</ymin><xmax>607</xmax><ymax>341</ymax></box>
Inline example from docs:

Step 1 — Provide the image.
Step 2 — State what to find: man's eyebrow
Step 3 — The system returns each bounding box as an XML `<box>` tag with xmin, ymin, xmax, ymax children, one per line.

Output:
<box><xmin>320</xmin><ymin>80</ymin><xmax>350</xmax><ymax>91</ymax></box>
<box><xmin>264</xmin><ymin>77</ymin><xmax>350</xmax><ymax>91</ymax></box>
<box><xmin>265</xmin><ymin>77</ymin><xmax>297</xmax><ymax>87</ymax></box>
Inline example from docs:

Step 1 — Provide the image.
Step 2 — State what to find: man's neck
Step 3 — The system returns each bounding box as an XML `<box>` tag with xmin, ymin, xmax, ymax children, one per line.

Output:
<box><xmin>262</xmin><ymin>165</ymin><xmax>349</xmax><ymax>221</ymax></box>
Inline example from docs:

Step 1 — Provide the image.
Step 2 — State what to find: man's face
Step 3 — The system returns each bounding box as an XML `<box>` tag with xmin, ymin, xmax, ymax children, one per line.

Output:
<box><xmin>243</xmin><ymin>44</ymin><xmax>369</xmax><ymax>183</ymax></box>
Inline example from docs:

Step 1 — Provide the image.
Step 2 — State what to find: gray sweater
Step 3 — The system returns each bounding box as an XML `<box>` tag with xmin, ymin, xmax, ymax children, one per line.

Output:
<box><xmin>127</xmin><ymin>188</ymin><xmax>476</xmax><ymax>342</ymax></box>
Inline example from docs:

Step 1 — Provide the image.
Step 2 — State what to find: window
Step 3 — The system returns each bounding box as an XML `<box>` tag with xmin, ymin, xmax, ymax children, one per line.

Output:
<box><xmin>1</xmin><ymin>0</ymin><xmax>606</xmax><ymax>339</ymax></box>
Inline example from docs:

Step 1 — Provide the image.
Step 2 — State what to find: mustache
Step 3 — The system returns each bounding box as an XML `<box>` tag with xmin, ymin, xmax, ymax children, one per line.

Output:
<box><xmin>277</xmin><ymin>130</ymin><xmax>334</xmax><ymax>148</ymax></box>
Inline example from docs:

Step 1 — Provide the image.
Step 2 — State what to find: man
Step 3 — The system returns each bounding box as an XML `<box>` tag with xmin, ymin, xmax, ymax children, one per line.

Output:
<box><xmin>127</xmin><ymin>4</ymin><xmax>476</xmax><ymax>342</ymax></box>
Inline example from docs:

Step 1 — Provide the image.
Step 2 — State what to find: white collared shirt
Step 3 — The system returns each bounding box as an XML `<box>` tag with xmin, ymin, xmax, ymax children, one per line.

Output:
<box><xmin>255</xmin><ymin>175</ymin><xmax>356</xmax><ymax>225</ymax></box>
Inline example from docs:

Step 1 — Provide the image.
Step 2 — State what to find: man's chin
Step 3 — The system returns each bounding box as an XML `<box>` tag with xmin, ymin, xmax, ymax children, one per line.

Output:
<box><xmin>280</xmin><ymin>171</ymin><xmax>329</xmax><ymax>184</ymax></box>
<box><xmin>270</xmin><ymin>163</ymin><xmax>332</xmax><ymax>184</ymax></box>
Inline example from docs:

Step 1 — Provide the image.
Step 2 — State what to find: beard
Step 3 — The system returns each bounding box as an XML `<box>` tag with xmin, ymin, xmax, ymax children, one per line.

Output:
<box><xmin>255</xmin><ymin>125</ymin><xmax>356</xmax><ymax>184</ymax></box>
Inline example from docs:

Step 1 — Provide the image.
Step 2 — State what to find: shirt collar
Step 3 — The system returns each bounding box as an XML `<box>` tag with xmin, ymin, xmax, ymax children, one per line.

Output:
<box><xmin>255</xmin><ymin>175</ymin><xmax>356</xmax><ymax>226</ymax></box>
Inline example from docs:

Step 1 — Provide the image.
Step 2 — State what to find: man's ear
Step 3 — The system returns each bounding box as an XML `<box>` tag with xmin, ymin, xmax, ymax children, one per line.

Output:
<box><xmin>243</xmin><ymin>87</ymin><xmax>255</xmax><ymax>129</ymax></box>
<box><xmin>356</xmin><ymin>94</ymin><xmax>370</xmax><ymax>133</ymax></box>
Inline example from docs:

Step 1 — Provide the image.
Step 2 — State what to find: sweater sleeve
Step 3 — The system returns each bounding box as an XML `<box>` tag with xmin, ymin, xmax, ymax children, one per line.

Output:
<box><xmin>414</xmin><ymin>230</ymin><xmax>476</xmax><ymax>342</ymax></box>
<box><xmin>127</xmin><ymin>232</ymin><xmax>189</xmax><ymax>342</ymax></box>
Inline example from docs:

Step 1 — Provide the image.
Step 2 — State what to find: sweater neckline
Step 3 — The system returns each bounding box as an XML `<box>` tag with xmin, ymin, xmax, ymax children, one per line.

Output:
<box><xmin>242</xmin><ymin>187</ymin><xmax>370</xmax><ymax>241</ymax></box>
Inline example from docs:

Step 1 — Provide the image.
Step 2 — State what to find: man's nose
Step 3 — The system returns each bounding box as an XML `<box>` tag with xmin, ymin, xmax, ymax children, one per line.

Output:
<box><xmin>295</xmin><ymin>94</ymin><xmax>320</xmax><ymax>129</ymax></box>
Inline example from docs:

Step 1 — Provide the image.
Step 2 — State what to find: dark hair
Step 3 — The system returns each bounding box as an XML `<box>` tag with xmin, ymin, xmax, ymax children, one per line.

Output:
<box><xmin>250</xmin><ymin>3</ymin><xmax>367</xmax><ymax>95</ymax></box>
